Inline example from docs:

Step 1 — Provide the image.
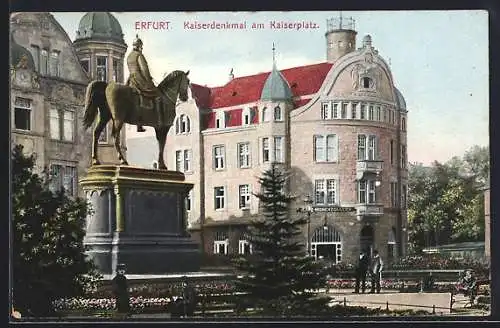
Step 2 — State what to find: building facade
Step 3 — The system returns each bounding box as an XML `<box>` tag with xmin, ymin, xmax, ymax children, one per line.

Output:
<box><xmin>129</xmin><ymin>17</ymin><xmax>409</xmax><ymax>265</ymax></box>
<box><xmin>10</xmin><ymin>12</ymin><xmax>127</xmax><ymax>197</ymax></box>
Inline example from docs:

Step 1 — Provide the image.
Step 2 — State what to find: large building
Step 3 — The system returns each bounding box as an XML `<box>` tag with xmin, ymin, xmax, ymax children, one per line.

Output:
<box><xmin>128</xmin><ymin>17</ymin><xmax>409</xmax><ymax>265</ymax></box>
<box><xmin>10</xmin><ymin>12</ymin><xmax>127</xmax><ymax>197</ymax></box>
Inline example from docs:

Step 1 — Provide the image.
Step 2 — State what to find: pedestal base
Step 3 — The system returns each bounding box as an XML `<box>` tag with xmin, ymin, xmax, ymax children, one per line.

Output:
<box><xmin>80</xmin><ymin>165</ymin><xmax>200</xmax><ymax>274</ymax></box>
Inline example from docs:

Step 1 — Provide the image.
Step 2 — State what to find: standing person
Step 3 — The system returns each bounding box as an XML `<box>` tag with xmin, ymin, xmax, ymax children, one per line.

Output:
<box><xmin>370</xmin><ymin>250</ymin><xmax>384</xmax><ymax>294</ymax></box>
<box><xmin>354</xmin><ymin>250</ymin><xmax>370</xmax><ymax>293</ymax></box>
<box><xmin>112</xmin><ymin>264</ymin><xmax>130</xmax><ymax>315</ymax></box>
<box><xmin>181</xmin><ymin>276</ymin><xmax>197</xmax><ymax>317</ymax></box>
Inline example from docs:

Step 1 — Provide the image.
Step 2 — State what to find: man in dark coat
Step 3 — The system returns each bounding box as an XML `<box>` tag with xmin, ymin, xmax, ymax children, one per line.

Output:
<box><xmin>112</xmin><ymin>264</ymin><xmax>130</xmax><ymax>314</ymax></box>
<box><xmin>354</xmin><ymin>250</ymin><xmax>370</xmax><ymax>293</ymax></box>
<box><xmin>181</xmin><ymin>276</ymin><xmax>197</xmax><ymax>317</ymax></box>
<box><xmin>126</xmin><ymin>35</ymin><xmax>163</xmax><ymax>132</ymax></box>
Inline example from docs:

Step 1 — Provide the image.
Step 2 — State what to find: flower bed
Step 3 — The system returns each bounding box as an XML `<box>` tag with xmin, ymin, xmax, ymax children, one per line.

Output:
<box><xmin>53</xmin><ymin>296</ymin><xmax>172</xmax><ymax>314</ymax></box>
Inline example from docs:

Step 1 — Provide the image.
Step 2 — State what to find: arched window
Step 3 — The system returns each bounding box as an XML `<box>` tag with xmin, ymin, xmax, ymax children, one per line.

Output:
<box><xmin>242</xmin><ymin>108</ymin><xmax>251</xmax><ymax>126</ymax></box>
<box><xmin>274</xmin><ymin>106</ymin><xmax>283</xmax><ymax>121</ymax></box>
<box><xmin>262</xmin><ymin>107</ymin><xmax>269</xmax><ymax>122</ymax></box>
<box><xmin>175</xmin><ymin>114</ymin><xmax>191</xmax><ymax>134</ymax></box>
<box><xmin>213</xmin><ymin>231</ymin><xmax>228</xmax><ymax>255</ymax></box>
<box><xmin>311</xmin><ymin>225</ymin><xmax>342</xmax><ymax>263</ymax></box>
<box><xmin>363</xmin><ymin>77</ymin><xmax>372</xmax><ymax>89</ymax></box>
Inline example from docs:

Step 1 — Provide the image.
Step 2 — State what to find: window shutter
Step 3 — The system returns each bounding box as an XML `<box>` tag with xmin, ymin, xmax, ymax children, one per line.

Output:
<box><xmin>224</xmin><ymin>111</ymin><xmax>231</xmax><ymax>127</ymax></box>
<box><xmin>313</xmin><ymin>135</ymin><xmax>317</xmax><ymax>162</ymax></box>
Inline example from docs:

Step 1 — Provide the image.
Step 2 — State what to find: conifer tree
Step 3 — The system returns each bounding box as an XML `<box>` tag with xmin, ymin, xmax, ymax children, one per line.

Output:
<box><xmin>11</xmin><ymin>145</ymin><xmax>100</xmax><ymax>317</ymax></box>
<box><xmin>233</xmin><ymin>163</ymin><xmax>330</xmax><ymax>317</ymax></box>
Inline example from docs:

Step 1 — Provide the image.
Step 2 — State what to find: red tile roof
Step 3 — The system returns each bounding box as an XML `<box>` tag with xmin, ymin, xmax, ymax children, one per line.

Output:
<box><xmin>190</xmin><ymin>62</ymin><xmax>333</xmax><ymax>110</ymax></box>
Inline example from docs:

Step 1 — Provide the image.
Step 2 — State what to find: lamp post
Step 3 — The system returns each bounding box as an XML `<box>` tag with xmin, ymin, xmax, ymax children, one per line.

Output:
<box><xmin>297</xmin><ymin>194</ymin><xmax>314</xmax><ymax>256</ymax></box>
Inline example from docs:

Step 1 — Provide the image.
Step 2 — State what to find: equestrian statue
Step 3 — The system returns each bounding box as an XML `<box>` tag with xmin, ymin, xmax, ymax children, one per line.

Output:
<box><xmin>83</xmin><ymin>35</ymin><xmax>190</xmax><ymax>170</ymax></box>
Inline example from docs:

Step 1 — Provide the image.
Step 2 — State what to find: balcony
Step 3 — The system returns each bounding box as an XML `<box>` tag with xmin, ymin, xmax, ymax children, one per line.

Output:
<box><xmin>356</xmin><ymin>160</ymin><xmax>383</xmax><ymax>180</ymax></box>
<box><xmin>356</xmin><ymin>203</ymin><xmax>384</xmax><ymax>218</ymax></box>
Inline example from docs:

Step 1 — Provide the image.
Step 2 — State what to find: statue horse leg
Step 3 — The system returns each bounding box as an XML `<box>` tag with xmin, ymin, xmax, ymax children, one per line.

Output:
<box><xmin>155</xmin><ymin>126</ymin><xmax>169</xmax><ymax>170</ymax></box>
<box><xmin>91</xmin><ymin>110</ymin><xmax>111</xmax><ymax>165</ymax></box>
<box><xmin>112</xmin><ymin>119</ymin><xmax>128</xmax><ymax>165</ymax></box>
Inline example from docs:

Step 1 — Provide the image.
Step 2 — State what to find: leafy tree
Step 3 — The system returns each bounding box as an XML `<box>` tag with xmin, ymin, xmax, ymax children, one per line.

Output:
<box><xmin>11</xmin><ymin>145</ymin><xmax>101</xmax><ymax>317</ymax></box>
<box><xmin>233</xmin><ymin>164</ymin><xmax>330</xmax><ymax>317</ymax></box>
<box><xmin>407</xmin><ymin>145</ymin><xmax>488</xmax><ymax>252</ymax></box>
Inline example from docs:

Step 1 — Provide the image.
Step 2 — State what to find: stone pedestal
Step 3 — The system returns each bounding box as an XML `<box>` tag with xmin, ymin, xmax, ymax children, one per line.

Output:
<box><xmin>80</xmin><ymin>165</ymin><xmax>200</xmax><ymax>274</ymax></box>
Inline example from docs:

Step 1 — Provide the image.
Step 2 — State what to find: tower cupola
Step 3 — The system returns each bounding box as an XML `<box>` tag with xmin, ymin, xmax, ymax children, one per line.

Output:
<box><xmin>325</xmin><ymin>14</ymin><xmax>357</xmax><ymax>63</ymax></box>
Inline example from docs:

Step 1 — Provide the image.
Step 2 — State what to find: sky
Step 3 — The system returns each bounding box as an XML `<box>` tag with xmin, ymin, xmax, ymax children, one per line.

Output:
<box><xmin>52</xmin><ymin>11</ymin><xmax>489</xmax><ymax>165</ymax></box>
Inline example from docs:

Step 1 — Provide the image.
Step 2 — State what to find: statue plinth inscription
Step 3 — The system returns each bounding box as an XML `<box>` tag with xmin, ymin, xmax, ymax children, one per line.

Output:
<box><xmin>80</xmin><ymin>165</ymin><xmax>200</xmax><ymax>274</ymax></box>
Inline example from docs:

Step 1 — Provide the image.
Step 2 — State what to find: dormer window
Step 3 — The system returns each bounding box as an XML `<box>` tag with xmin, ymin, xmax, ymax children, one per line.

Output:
<box><xmin>242</xmin><ymin>108</ymin><xmax>251</xmax><ymax>126</ymax></box>
<box><xmin>274</xmin><ymin>106</ymin><xmax>283</xmax><ymax>121</ymax></box>
<box><xmin>216</xmin><ymin>111</ymin><xmax>225</xmax><ymax>128</ymax></box>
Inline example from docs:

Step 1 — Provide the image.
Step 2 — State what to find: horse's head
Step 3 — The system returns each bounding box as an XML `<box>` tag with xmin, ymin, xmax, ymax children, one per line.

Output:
<box><xmin>158</xmin><ymin>70</ymin><xmax>190</xmax><ymax>103</ymax></box>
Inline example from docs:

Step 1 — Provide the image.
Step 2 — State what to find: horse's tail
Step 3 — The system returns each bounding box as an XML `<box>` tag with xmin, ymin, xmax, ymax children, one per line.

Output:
<box><xmin>83</xmin><ymin>80</ymin><xmax>108</xmax><ymax>130</ymax></box>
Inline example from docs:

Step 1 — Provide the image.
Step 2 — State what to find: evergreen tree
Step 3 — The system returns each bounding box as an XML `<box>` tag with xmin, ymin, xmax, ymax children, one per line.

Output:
<box><xmin>233</xmin><ymin>164</ymin><xmax>330</xmax><ymax>317</ymax></box>
<box><xmin>11</xmin><ymin>145</ymin><xmax>101</xmax><ymax>317</ymax></box>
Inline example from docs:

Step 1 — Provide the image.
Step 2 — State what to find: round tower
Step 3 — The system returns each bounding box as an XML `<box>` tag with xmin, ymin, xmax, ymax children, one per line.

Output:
<box><xmin>325</xmin><ymin>16</ymin><xmax>357</xmax><ymax>63</ymax></box>
<box><xmin>73</xmin><ymin>12</ymin><xmax>127</xmax><ymax>83</ymax></box>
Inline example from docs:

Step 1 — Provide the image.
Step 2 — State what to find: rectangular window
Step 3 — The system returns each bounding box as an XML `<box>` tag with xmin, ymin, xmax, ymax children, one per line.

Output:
<box><xmin>341</xmin><ymin>103</ymin><xmax>348</xmax><ymax>119</ymax></box>
<box><xmin>112</xmin><ymin>58</ymin><xmax>119</xmax><ymax>82</ymax></box>
<box><xmin>390</xmin><ymin>182</ymin><xmax>398</xmax><ymax>207</ymax></box>
<box><xmin>63</xmin><ymin>110</ymin><xmax>74</xmax><ymax>142</ymax></box>
<box><xmin>30</xmin><ymin>45</ymin><xmax>40</xmax><ymax>71</ymax></box>
<box><xmin>357</xmin><ymin>135</ymin><xmax>366</xmax><ymax>160</ymax></box>
<box><xmin>369</xmin><ymin>105</ymin><xmax>374</xmax><ymax>120</ymax></box>
<box><xmin>332</xmin><ymin>103</ymin><xmax>338</xmax><ymax>118</ymax></box>
<box><xmin>351</xmin><ymin>103</ymin><xmax>357</xmax><ymax>119</ymax></box>
<box><xmin>368</xmin><ymin>180</ymin><xmax>376</xmax><ymax>203</ymax></box>
<box><xmin>213</xmin><ymin>145</ymin><xmax>225</xmax><ymax>170</ymax></box>
<box><xmin>262</xmin><ymin>138</ymin><xmax>270</xmax><ymax>163</ymax></box>
<box><xmin>239</xmin><ymin>184</ymin><xmax>251</xmax><ymax>209</ymax></box>
<box><xmin>274</xmin><ymin>136</ymin><xmax>284</xmax><ymax>163</ymax></box>
<box><xmin>321</xmin><ymin>102</ymin><xmax>330</xmax><ymax>120</ymax></box>
<box><xmin>50</xmin><ymin>108</ymin><xmax>60</xmax><ymax>139</ymax></box>
<box><xmin>376</xmin><ymin>106</ymin><xmax>381</xmax><ymax>121</ymax></box>
<box><xmin>401</xmin><ymin>184</ymin><xmax>407</xmax><ymax>208</ymax></box>
<box><xmin>50</xmin><ymin>51</ymin><xmax>60</xmax><ymax>77</ymax></box>
<box><xmin>50</xmin><ymin>164</ymin><xmax>77</xmax><ymax>197</ymax></box>
<box><xmin>390</xmin><ymin>140</ymin><xmax>394</xmax><ymax>165</ymax></box>
<box><xmin>175</xmin><ymin>150</ymin><xmax>182</xmax><ymax>171</ymax></box>
<box><xmin>40</xmin><ymin>49</ymin><xmax>48</xmax><ymax>75</ymax></box>
<box><xmin>214</xmin><ymin>186</ymin><xmax>225</xmax><ymax>210</ymax></box>
<box><xmin>80</xmin><ymin>59</ymin><xmax>90</xmax><ymax>74</ymax></box>
<box><xmin>184</xmin><ymin>149</ymin><xmax>191</xmax><ymax>172</ymax></box>
<box><xmin>214</xmin><ymin>241</ymin><xmax>228</xmax><ymax>254</ymax></box>
<box><xmin>358</xmin><ymin>180</ymin><xmax>367</xmax><ymax>204</ymax></box>
<box><xmin>185</xmin><ymin>190</ymin><xmax>192</xmax><ymax>212</ymax></box>
<box><xmin>96</xmin><ymin>56</ymin><xmax>107</xmax><ymax>81</ymax></box>
<box><xmin>368</xmin><ymin>135</ymin><xmax>376</xmax><ymax>160</ymax></box>
<box><xmin>360</xmin><ymin>104</ymin><xmax>366</xmax><ymax>119</ymax></box>
<box><xmin>314</xmin><ymin>134</ymin><xmax>338</xmax><ymax>162</ymax></box>
<box><xmin>239</xmin><ymin>240</ymin><xmax>252</xmax><ymax>255</ymax></box>
<box><xmin>238</xmin><ymin>142</ymin><xmax>251</xmax><ymax>168</ymax></box>
<box><xmin>401</xmin><ymin>145</ymin><xmax>407</xmax><ymax>168</ymax></box>
<box><xmin>314</xmin><ymin>179</ymin><xmax>337</xmax><ymax>205</ymax></box>
<box><xmin>14</xmin><ymin>97</ymin><xmax>32</xmax><ymax>131</ymax></box>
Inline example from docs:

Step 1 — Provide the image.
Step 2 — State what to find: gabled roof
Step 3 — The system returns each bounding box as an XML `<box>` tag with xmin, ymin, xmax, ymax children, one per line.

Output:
<box><xmin>190</xmin><ymin>62</ymin><xmax>333</xmax><ymax>109</ymax></box>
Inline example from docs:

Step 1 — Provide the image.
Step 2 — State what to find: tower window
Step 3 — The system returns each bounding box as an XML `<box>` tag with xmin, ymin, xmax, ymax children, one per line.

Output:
<box><xmin>363</xmin><ymin>77</ymin><xmax>372</xmax><ymax>88</ymax></box>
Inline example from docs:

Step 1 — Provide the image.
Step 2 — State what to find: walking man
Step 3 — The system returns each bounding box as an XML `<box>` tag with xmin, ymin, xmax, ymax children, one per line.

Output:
<box><xmin>370</xmin><ymin>250</ymin><xmax>383</xmax><ymax>294</ymax></box>
<box><xmin>354</xmin><ymin>250</ymin><xmax>370</xmax><ymax>293</ymax></box>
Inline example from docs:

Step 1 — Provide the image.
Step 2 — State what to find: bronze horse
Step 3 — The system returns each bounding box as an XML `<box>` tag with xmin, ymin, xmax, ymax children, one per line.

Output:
<box><xmin>82</xmin><ymin>70</ymin><xmax>190</xmax><ymax>169</ymax></box>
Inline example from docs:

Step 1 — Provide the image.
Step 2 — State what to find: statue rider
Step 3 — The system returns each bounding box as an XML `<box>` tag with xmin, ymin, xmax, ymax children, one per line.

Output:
<box><xmin>126</xmin><ymin>35</ymin><xmax>163</xmax><ymax>132</ymax></box>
